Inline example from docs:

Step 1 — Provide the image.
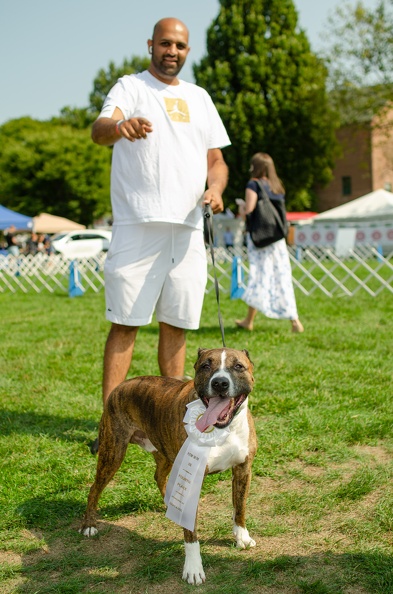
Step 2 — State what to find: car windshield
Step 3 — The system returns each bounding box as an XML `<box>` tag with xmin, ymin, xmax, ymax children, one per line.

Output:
<box><xmin>52</xmin><ymin>233</ymin><xmax>68</xmax><ymax>241</ymax></box>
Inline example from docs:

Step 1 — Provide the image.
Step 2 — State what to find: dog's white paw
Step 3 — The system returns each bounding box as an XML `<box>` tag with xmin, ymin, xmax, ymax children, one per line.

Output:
<box><xmin>79</xmin><ymin>526</ymin><xmax>98</xmax><ymax>537</ymax></box>
<box><xmin>182</xmin><ymin>542</ymin><xmax>206</xmax><ymax>585</ymax></box>
<box><xmin>233</xmin><ymin>524</ymin><xmax>256</xmax><ymax>549</ymax></box>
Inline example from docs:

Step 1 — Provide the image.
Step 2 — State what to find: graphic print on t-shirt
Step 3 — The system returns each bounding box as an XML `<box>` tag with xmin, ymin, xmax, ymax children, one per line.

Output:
<box><xmin>164</xmin><ymin>98</ymin><xmax>190</xmax><ymax>122</ymax></box>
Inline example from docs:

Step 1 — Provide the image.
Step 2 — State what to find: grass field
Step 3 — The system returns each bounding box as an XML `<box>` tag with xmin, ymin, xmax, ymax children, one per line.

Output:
<box><xmin>0</xmin><ymin>288</ymin><xmax>392</xmax><ymax>593</ymax></box>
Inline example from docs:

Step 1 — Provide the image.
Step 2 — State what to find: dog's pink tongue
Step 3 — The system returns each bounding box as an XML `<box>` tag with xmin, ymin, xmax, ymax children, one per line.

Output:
<box><xmin>196</xmin><ymin>397</ymin><xmax>230</xmax><ymax>433</ymax></box>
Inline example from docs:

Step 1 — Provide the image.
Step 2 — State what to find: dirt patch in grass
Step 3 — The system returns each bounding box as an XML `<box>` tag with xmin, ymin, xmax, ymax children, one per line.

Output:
<box><xmin>0</xmin><ymin>550</ymin><xmax>22</xmax><ymax>565</ymax></box>
<box><xmin>353</xmin><ymin>444</ymin><xmax>392</xmax><ymax>464</ymax></box>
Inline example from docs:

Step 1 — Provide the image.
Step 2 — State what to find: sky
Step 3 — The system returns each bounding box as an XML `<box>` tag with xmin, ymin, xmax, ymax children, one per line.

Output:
<box><xmin>0</xmin><ymin>0</ymin><xmax>377</xmax><ymax>125</ymax></box>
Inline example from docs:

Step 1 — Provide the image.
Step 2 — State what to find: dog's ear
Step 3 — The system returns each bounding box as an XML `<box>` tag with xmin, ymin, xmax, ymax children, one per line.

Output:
<box><xmin>242</xmin><ymin>349</ymin><xmax>254</xmax><ymax>366</ymax></box>
<box><xmin>194</xmin><ymin>348</ymin><xmax>207</xmax><ymax>369</ymax></box>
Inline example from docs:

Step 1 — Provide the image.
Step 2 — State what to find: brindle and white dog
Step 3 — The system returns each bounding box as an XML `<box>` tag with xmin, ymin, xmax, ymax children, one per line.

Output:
<box><xmin>80</xmin><ymin>347</ymin><xmax>257</xmax><ymax>584</ymax></box>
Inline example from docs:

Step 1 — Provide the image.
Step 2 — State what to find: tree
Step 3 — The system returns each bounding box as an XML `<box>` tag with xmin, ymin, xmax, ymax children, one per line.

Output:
<box><xmin>89</xmin><ymin>56</ymin><xmax>150</xmax><ymax>115</ymax></box>
<box><xmin>193</xmin><ymin>0</ymin><xmax>338</xmax><ymax>210</ymax></box>
<box><xmin>52</xmin><ymin>106</ymin><xmax>96</xmax><ymax>129</ymax></box>
<box><xmin>323</xmin><ymin>0</ymin><xmax>393</xmax><ymax>89</ymax></box>
<box><xmin>320</xmin><ymin>0</ymin><xmax>393</xmax><ymax>124</ymax></box>
<box><xmin>0</xmin><ymin>118</ymin><xmax>111</xmax><ymax>226</ymax></box>
<box><xmin>0</xmin><ymin>54</ymin><xmax>150</xmax><ymax>226</ymax></box>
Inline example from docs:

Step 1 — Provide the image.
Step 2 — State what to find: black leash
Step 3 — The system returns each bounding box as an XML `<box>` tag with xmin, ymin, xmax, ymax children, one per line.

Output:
<box><xmin>203</xmin><ymin>204</ymin><xmax>226</xmax><ymax>347</ymax></box>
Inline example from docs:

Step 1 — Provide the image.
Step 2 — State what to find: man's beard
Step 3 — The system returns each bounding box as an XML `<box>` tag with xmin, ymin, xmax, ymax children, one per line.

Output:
<box><xmin>151</xmin><ymin>51</ymin><xmax>184</xmax><ymax>78</ymax></box>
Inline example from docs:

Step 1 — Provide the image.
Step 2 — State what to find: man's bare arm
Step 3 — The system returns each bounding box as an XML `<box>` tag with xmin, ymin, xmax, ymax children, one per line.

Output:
<box><xmin>91</xmin><ymin>107</ymin><xmax>153</xmax><ymax>146</ymax></box>
<box><xmin>203</xmin><ymin>148</ymin><xmax>229</xmax><ymax>214</ymax></box>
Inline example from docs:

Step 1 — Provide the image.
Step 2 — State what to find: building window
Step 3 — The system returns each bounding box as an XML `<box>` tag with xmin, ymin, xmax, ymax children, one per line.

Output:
<box><xmin>342</xmin><ymin>176</ymin><xmax>352</xmax><ymax>196</ymax></box>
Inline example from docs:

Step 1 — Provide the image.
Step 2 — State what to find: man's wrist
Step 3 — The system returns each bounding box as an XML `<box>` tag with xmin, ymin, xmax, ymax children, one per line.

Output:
<box><xmin>115</xmin><ymin>120</ymin><xmax>125</xmax><ymax>136</ymax></box>
<box><xmin>208</xmin><ymin>183</ymin><xmax>224</xmax><ymax>195</ymax></box>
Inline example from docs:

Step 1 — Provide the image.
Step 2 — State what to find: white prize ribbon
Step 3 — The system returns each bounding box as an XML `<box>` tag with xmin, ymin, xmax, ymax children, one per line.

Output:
<box><xmin>165</xmin><ymin>400</ymin><xmax>230</xmax><ymax>531</ymax></box>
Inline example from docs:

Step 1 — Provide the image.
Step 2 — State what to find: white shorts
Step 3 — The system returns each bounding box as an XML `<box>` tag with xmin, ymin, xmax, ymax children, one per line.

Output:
<box><xmin>104</xmin><ymin>223</ymin><xmax>207</xmax><ymax>329</ymax></box>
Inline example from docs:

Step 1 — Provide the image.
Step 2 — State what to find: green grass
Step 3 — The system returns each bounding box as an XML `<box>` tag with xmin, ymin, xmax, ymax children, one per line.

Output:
<box><xmin>0</xmin><ymin>288</ymin><xmax>392</xmax><ymax>593</ymax></box>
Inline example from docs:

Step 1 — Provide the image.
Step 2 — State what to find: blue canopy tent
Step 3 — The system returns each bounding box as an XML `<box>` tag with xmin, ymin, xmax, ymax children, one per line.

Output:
<box><xmin>0</xmin><ymin>205</ymin><xmax>34</xmax><ymax>231</ymax></box>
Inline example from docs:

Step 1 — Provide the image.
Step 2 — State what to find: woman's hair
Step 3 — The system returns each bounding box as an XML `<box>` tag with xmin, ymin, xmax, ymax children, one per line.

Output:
<box><xmin>249</xmin><ymin>152</ymin><xmax>285</xmax><ymax>194</ymax></box>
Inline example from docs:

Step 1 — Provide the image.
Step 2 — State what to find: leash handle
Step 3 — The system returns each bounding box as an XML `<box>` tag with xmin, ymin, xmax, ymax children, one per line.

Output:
<box><xmin>203</xmin><ymin>203</ymin><xmax>226</xmax><ymax>347</ymax></box>
<box><xmin>203</xmin><ymin>203</ymin><xmax>213</xmax><ymax>242</ymax></box>
<box><xmin>203</xmin><ymin>202</ymin><xmax>213</xmax><ymax>219</ymax></box>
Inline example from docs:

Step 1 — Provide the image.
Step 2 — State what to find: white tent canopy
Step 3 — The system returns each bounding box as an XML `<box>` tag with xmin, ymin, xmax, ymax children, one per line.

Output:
<box><xmin>33</xmin><ymin>213</ymin><xmax>86</xmax><ymax>233</ymax></box>
<box><xmin>314</xmin><ymin>189</ymin><xmax>393</xmax><ymax>223</ymax></box>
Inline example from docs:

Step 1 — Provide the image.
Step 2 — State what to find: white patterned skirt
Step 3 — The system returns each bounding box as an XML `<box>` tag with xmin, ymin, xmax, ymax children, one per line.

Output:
<box><xmin>242</xmin><ymin>236</ymin><xmax>298</xmax><ymax>320</ymax></box>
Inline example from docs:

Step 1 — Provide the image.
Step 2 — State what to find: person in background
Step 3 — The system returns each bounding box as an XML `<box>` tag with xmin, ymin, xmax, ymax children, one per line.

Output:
<box><xmin>26</xmin><ymin>232</ymin><xmax>39</xmax><ymax>255</ymax></box>
<box><xmin>37</xmin><ymin>234</ymin><xmax>45</xmax><ymax>252</ymax></box>
<box><xmin>223</xmin><ymin>227</ymin><xmax>234</xmax><ymax>250</ymax></box>
<box><xmin>4</xmin><ymin>225</ymin><xmax>20</xmax><ymax>256</ymax></box>
<box><xmin>90</xmin><ymin>17</ymin><xmax>230</xmax><ymax>451</ymax></box>
<box><xmin>43</xmin><ymin>234</ymin><xmax>53</xmax><ymax>255</ymax></box>
<box><xmin>235</xmin><ymin>152</ymin><xmax>304</xmax><ymax>333</ymax></box>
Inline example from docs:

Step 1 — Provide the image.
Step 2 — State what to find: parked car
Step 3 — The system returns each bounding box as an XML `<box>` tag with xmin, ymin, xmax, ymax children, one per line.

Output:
<box><xmin>51</xmin><ymin>229</ymin><xmax>112</xmax><ymax>258</ymax></box>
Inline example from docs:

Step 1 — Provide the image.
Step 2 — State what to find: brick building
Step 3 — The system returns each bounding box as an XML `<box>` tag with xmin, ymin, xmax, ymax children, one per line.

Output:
<box><xmin>316</xmin><ymin>105</ymin><xmax>393</xmax><ymax>212</ymax></box>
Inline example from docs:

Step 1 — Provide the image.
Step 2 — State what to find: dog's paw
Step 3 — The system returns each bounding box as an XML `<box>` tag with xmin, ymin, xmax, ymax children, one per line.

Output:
<box><xmin>183</xmin><ymin>542</ymin><xmax>206</xmax><ymax>585</ymax></box>
<box><xmin>79</xmin><ymin>526</ymin><xmax>98</xmax><ymax>537</ymax></box>
<box><xmin>233</xmin><ymin>524</ymin><xmax>256</xmax><ymax>549</ymax></box>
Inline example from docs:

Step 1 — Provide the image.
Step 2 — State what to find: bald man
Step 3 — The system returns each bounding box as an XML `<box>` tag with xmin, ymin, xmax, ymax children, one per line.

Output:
<box><xmin>90</xmin><ymin>18</ymin><xmax>230</xmax><ymax>440</ymax></box>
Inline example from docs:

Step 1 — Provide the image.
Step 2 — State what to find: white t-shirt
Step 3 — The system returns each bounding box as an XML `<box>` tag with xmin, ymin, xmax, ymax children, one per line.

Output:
<box><xmin>99</xmin><ymin>71</ymin><xmax>231</xmax><ymax>229</ymax></box>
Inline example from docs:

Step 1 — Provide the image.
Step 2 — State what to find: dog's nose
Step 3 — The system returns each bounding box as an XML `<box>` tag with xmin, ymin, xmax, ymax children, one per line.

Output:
<box><xmin>212</xmin><ymin>377</ymin><xmax>229</xmax><ymax>392</ymax></box>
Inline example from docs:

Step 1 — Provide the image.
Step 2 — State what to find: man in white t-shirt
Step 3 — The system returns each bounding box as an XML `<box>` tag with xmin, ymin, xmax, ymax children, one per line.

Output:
<box><xmin>91</xmin><ymin>17</ymin><xmax>230</xmax><ymax>429</ymax></box>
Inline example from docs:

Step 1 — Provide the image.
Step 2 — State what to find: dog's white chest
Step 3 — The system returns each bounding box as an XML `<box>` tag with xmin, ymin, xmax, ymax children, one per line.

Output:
<box><xmin>206</xmin><ymin>409</ymin><xmax>250</xmax><ymax>473</ymax></box>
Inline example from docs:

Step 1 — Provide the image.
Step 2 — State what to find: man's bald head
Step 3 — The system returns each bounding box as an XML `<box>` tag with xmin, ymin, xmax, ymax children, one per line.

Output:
<box><xmin>152</xmin><ymin>18</ymin><xmax>189</xmax><ymax>43</ymax></box>
<box><xmin>148</xmin><ymin>18</ymin><xmax>190</xmax><ymax>84</ymax></box>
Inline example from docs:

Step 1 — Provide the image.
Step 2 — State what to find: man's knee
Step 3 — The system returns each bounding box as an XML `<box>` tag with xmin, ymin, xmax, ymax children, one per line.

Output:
<box><xmin>158</xmin><ymin>322</ymin><xmax>185</xmax><ymax>338</ymax></box>
<box><xmin>106</xmin><ymin>323</ymin><xmax>139</xmax><ymax>348</ymax></box>
<box><xmin>110</xmin><ymin>322</ymin><xmax>139</xmax><ymax>335</ymax></box>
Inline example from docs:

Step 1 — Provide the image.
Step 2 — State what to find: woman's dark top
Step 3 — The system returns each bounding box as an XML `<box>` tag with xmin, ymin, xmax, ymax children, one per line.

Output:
<box><xmin>246</xmin><ymin>179</ymin><xmax>285</xmax><ymax>202</ymax></box>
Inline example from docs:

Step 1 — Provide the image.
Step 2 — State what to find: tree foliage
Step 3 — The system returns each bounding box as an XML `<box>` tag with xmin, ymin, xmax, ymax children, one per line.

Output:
<box><xmin>320</xmin><ymin>0</ymin><xmax>393</xmax><ymax>124</ymax></box>
<box><xmin>0</xmin><ymin>55</ymin><xmax>149</xmax><ymax>225</ymax></box>
<box><xmin>0</xmin><ymin>118</ymin><xmax>111</xmax><ymax>225</ymax></box>
<box><xmin>323</xmin><ymin>0</ymin><xmax>393</xmax><ymax>89</ymax></box>
<box><xmin>89</xmin><ymin>56</ymin><xmax>150</xmax><ymax>114</ymax></box>
<box><xmin>52</xmin><ymin>106</ymin><xmax>96</xmax><ymax>130</ymax></box>
<box><xmin>194</xmin><ymin>0</ymin><xmax>338</xmax><ymax>210</ymax></box>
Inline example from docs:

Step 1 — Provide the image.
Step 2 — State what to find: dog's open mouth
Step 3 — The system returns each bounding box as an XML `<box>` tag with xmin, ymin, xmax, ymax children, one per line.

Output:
<box><xmin>196</xmin><ymin>394</ymin><xmax>247</xmax><ymax>432</ymax></box>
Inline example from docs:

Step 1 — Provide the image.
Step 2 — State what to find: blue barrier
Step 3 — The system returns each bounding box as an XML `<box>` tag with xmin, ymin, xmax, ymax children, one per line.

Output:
<box><xmin>230</xmin><ymin>256</ymin><xmax>245</xmax><ymax>299</ymax></box>
<box><xmin>68</xmin><ymin>260</ymin><xmax>84</xmax><ymax>297</ymax></box>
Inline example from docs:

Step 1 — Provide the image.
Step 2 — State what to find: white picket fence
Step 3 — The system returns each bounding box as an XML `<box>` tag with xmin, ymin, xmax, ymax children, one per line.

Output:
<box><xmin>209</xmin><ymin>244</ymin><xmax>393</xmax><ymax>298</ymax></box>
<box><xmin>1</xmin><ymin>245</ymin><xmax>392</xmax><ymax>297</ymax></box>
<box><xmin>0</xmin><ymin>252</ymin><xmax>106</xmax><ymax>295</ymax></box>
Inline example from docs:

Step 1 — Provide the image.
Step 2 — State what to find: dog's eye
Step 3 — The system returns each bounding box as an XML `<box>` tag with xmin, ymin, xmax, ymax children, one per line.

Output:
<box><xmin>234</xmin><ymin>364</ymin><xmax>245</xmax><ymax>371</ymax></box>
<box><xmin>201</xmin><ymin>362</ymin><xmax>211</xmax><ymax>370</ymax></box>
